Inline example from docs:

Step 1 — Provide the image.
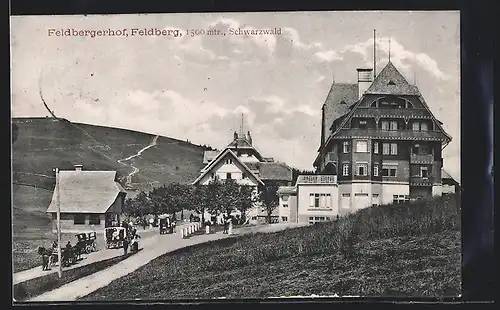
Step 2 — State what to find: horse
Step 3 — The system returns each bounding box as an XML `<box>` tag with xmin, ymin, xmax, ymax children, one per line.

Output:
<box><xmin>37</xmin><ymin>246</ymin><xmax>52</xmax><ymax>271</ymax></box>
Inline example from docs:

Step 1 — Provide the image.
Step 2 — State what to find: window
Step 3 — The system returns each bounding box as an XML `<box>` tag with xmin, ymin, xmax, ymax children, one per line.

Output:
<box><xmin>309</xmin><ymin>193</ymin><xmax>331</xmax><ymax>209</ymax></box>
<box><xmin>357</xmin><ymin>163</ymin><xmax>368</xmax><ymax>176</ymax></box>
<box><xmin>242</xmin><ymin>173</ymin><xmax>248</xmax><ymax>179</ymax></box>
<box><xmin>225</xmin><ymin>158</ymin><xmax>233</xmax><ymax>164</ymax></box>
<box><xmin>226</xmin><ymin>173</ymin><xmax>232</xmax><ymax>179</ymax></box>
<box><xmin>281</xmin><ymin>216</ymin><xmax>288</xmax><ymax>222</ymax></box>
<box><xmin>210</xmin><ymin>172</ymin><xmax>216</xmax><ymax>179</ymax></box>
<box><xmin>420</xmin><ymin>123</ymin><xmax>428</xmax><ymax>131</ymax></box>
<box><xmin>382</xmin><ymin>166</ymin><xmax>397</xmax><ymax>177</ymax></box>
<box><xmin>412</xmin><ymin>122</ymin><xmax>420</xmax><ymax>131</ymax></box>
<box><xmin>314</xmin><ymin>194</ymin><xmax>320</xmax><ymax>208</ymax></box>
<box><xmin>343</xmin><ymin>141</ymin><xmax>350</xmax><ymax>153</ymax></box>
<box><xmin>390</xmin><ymin>143</ymin><xmax>398</xmax><ymax>155</ymax></box>
<box><xmin>356</xmin><ymin>140</ymin><xmax>368</xmax><ymax>153</ymax></box>
<box><xmin>359</xmin><ymin>120</ymin><xmax>367</xmax><ymax>129</ymax></box>
<box><xmin>373</xmin><ymin>142</ymin><xmax>379</xmax><ymax>154</ymax></box>
<box><xmin>74</xmin><ymin>214</ymin><xmax>85</xmax><ymax>225</ymax></box>
<box><xmin>390</xmin><ymin>121</ymin><xmax>398</xmax><ymax>130</ymax></box>
<box><xmin>342</xmin><ymin>163</ymin><xmax>349</xmax><ymax>176</ymax></box>
<box><xmin>283</xmin><ymin>204</ymin><xmax>288</xmax><ymax>208</ymax></box>
<box><xmin>393</xmin><ymin>195</ymin><xmax>409</xmax><ymax>204</ymax></box>
<box><xmin>89</xmin><ymin>214</ymin><xmax>100</xmax><ymax>225</ymax></box>
<box><xmin>388</xmin><ymin>80</ymin><xmax>396</xmax><ymax>86</ymax></box>
<box><xmin>390</xmin><ymin>168</ymin><xmax>397</xmax><ymax>177</ymax></box>
<box><xmin>372</xmin><ymin>194</ymin><xmax>379</xmax><ymax>207</ymax></box>
<box><xmin>381</xmin><ymin>121</ymin><xmax>389</xmax><ymax>130</ymax></box>
<box><xmin>373</xmin><ymin>164</ymin><xmax>379</xmax><ymax>176</ymax></box>
<box><xmin>382</xmin><ymin>143</ymin><xmax>390</xmax><ymax>155</ymax></box>
<box><xmin>421</xmin><ymin>166</ymin><xmax>428</xmax><ymax>178</ymax></box>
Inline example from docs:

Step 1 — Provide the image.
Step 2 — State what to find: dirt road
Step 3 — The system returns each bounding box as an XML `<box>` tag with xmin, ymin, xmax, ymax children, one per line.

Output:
<box><xmin>28</xmin><ymin>223</ymin><xmax>306</xmax><ymax>301</ymax></box>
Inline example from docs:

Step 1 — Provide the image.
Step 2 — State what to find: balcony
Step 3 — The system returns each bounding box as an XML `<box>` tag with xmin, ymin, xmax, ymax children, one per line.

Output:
<box><xmin>410</xmin><ymin>154</ymin><xmax>435</xmax><ymax>164</ymax></box>
<box><xmin>410</xmin><ymin>176</ymin><xmax>433</xmax><ymax>186</ymax></box>
<box><xmin>333</xmin><ymin>129</ymin><xmax>448</xmax><ymax>141</ymax></box>
<box><xmin>353</xmin><ymin>108</ymin><xmax>431</xmax><ymax>119</ymax></box>
<box><xmin>297</xmin><ymin>175</ymin><xmax>337</xmax><ymax>185</ymax></box>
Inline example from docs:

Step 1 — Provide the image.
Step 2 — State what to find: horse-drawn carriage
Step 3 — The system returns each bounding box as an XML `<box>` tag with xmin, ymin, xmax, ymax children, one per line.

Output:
<box><xmin>75</xmin><ymin>232</ymin><xmax>98</xmax><ymax>254</ymax></box>
<box><xmin>105</xmin><ymin>227</ymin><xmax>127</xmax><ymax>249</ymax></box>
<box><xmin>159</xmin><ymin>217</ymin><xmax>175</xmax><ymax>234</ymax></box>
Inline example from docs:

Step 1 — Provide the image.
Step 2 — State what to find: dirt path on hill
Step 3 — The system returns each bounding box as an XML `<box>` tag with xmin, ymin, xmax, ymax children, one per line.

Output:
<box><xmin>116</xmin><ymin>135</ymin><xmax>159</xmax><ymax>187</ymax></box>
<box><xmin>28</xmin><ymin>223</ymin><xmax>307</xmax><ymax>301</ymax></box>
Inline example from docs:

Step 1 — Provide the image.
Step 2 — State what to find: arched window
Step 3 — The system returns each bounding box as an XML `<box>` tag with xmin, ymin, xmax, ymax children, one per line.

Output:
<box><xmin>369</xmin><ymin>96</ymin><xmax>414</xmax><ymax>109</ymax></box>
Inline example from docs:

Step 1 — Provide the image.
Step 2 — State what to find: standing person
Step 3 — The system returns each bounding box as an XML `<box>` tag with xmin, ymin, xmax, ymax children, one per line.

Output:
<box><xmin>142</xmin><ymin>218</ymin><xmax>147</xmax><ymax>230</ymax></box>
<box><xmin>123</xmin><ymin>235</ymin><xmax>129</xmax><ymax>256</ymax></box>
<box><xmin>223</xmin><ymin>215</ymin><xmax>229</xmax><ymax>234</ymax></box>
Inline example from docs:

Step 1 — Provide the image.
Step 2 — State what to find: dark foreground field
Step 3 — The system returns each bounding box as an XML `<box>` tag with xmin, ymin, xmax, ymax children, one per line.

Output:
<box><xmin>83</xmin><ymin>194</ymin><xmax>461</xmax><ymax>299</ymax></box>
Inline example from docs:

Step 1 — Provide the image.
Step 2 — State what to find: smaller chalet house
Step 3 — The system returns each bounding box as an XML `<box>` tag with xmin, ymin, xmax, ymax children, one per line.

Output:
<box><xmin>192</xmin><ymin>131</ymin><xmax>292</xmax><ymax>222</ymax></box>
<box><xmin>441</xmin><ymin>168</ymin><xmax>460</xmax><ymax>194</ymax></box>
<box><xmin>46</xmin><ymin>164</ymin><xmax>127</xmax><ymax>233</ymax></box>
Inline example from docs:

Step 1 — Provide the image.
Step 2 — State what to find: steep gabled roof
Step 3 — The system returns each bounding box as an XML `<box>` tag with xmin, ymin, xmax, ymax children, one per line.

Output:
<box><xmin>258</xmin><ymin>162</ymin><xmax>293</xmax><ymax>182</ymax></box>
<box><xmin>321</xmin><ymin>83</ymin><xmax>358</xmax><ymax>147</ymax></box>
<box><xmin>202</xmin><ymin>150</ymin><xmax>219</xmax><ymax>164</ymax></box>
<box><xmin>192</xmin><ymin>148</ymin><xmax>265</xmax><ymax>186</ymax></box>
<box><xmin>365</xmin><ymin>61</ymin><xmax>420</xmax><ymax>96</ymax></box>
<box><xmin>227</xmin><ymin>138</ymin><xmax>253</xmax><ymax>148</ymax></box>
<box><xmin>317</xmin><ymin>62</ymin><xmax>452</xmax><ymax>160</ymax></box>
<box><xmin>46</xmin><ymin>171</ymin><xmax>126</xmax><ymax>214</ymax></box>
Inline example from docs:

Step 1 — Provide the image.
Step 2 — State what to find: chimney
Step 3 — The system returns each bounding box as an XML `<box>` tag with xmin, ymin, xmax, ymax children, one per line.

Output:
<box><xmin>357</xmin><ymin>68</ymin><xmax>373</xmax><ymax>99</ymax></box>
<box><xmin>74</xmin><ymin>164</ymin><xmax>83</xmax><ymax>171</ymax></box>
<box><xmin>247</xmin><ymin>131</ymin><xmax>252</xmax><ymax>145</ymax></box>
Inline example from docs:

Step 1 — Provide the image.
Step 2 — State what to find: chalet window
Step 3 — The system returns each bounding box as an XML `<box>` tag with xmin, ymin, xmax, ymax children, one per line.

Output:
<box><xmin>226</xmin><ymin>173</ymin><xmax>232</xmax><ymax>179</ymax></box>
<box><xmin>342</xmin><ymin>141</ymin><xmax>350</xmax><ymax>153</ymax></box>
<box><xmin>342</xmin><ymin>163</ymin><xmax>349</xmax><ymax>176</ymax></box>
<box><xmin>74</xmin><ymin>214</ymin><xmax>85</xmax><ymax>225</ymax></box>
<box><xmin>390</xmin><ymin>121</ymin><xmax>398</xmax><ymax>130</ymax></box>
<box><xmin>281</xmin><ymin>216</ymin><xmax>288</xmax><ymax>222</ymax></box>
<box><xmin>283</xmin><ymin>204</ymin><xmax>288</xmax><ymax>208</ymax></box>
<box><xmin>382</xmin><ymin>167</ymin><xmax>397</xmax><ymax>177</ymax></box>
<box><xmin>390</xmin><ymin>168</ymin><xmax>397</xmax><ymax>177</ymax></box>
<box><xmin>421</xmin><ymin>167</ymin><xmax>429</xmax><ymax>178</ymax></box>
<box><xmin>412</xmin><ymin>122</ymin><xmax>420</xmax><ymax>131</ymax></box>
<box><xmin>314</xmin><ymin>194</ymin><xmax>320</xmax><ymax>208</ymax></box>
<box><xmin>382</xmin><ymin>143</ymin><xmax>390</xmax><ymax>155</ymax></box>
<box><xmin>225</xmin><ymin>158</ymin><xmax>233</xmax><ymax>164</ymax></box>
<box><xmin>357</xmin><ymin>163</ymin><xmax>368</xmax><ymax>176</ymax></box>
<box><xmin>373</xmin><ymin>142</ymin><xmax>379</xmax><ymax>154</ymax></box>
<box><xmin>373</xmin><ymin>164</ymin><xmax>379</xmax><ymax>176</ymax></box>
<box><xmin>393</xmin><ymin>194</ymin><xmax>409</xmax><ymax>204</ymax></box>
<box><xmin>355</xmin><ymin>140</ymin><xmax>368</xmax><ymax>153</ymax></box>
<box><xmin>421</xmin><ymin>122</ymin><xmax>428</xmax><ymax>131</ymax></box>
<box><xmin>390</xmin><ymin>143</ymin><xmax>398</xmax><ymax>155</ymax></box>
<box><xmin>381</xmin><ymin>121</ymin><xmax>389</xmax><ymax>130</ymax></box>
<box><xmin>89</xmin><ymin>214</ymin><xmax>100</xmax><ymax>225</ymax></box>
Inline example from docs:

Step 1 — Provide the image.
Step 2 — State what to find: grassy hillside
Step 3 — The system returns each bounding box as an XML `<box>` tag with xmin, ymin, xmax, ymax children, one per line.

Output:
<box><xmin>11</xmin><ymin>117</ymin><xmax>207</xmax><ymax>272</ymax></box>
<box><xmin>83</xmin><ymin>194</ymin><xmax>461</xmax><ymax>299</ymax></box>
<box><xmin>12</xmin><ymin>117</ymin><xmax>206</xmax><ymax>192</ymax></box>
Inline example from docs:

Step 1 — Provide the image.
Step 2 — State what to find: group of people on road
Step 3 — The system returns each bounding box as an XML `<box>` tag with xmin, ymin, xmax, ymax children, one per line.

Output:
<box><xmin>121</xmin><ymin>221</ymin><xmax>141</xmax><ymax>255</ymax></box>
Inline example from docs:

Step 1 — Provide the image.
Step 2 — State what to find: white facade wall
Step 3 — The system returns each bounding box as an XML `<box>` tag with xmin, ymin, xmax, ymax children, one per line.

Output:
<box><xmin>297</xmin><ymin>184</ymin><xmax>339</xmax><ymax>221</ymax></box>
<box><xmin>442</xmin><ymin>184</ymin><xmax>455</xmax><ymax>194</ymax></box>
<box><xmin>432</xmin><ymin>184</ymin><xmax>443</xmax><ymax>196</ymax></box>
<box><xmin>381</xmin><ymin>182</ymin><xmax>410</xmax><ymax>205</ymax></box>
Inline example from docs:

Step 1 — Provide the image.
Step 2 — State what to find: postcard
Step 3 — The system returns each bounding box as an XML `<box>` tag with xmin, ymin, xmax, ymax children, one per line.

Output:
<box><xmin>11</xmin><ymin>11</ymin><xmax>461</xmax><ymax>301</ymax></box>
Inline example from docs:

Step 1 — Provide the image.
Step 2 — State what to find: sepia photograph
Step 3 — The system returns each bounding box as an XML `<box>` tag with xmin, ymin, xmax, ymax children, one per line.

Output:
<box><xmin>11</xmin><ymin>11</ymin><xmax>461</xmax><ymax>301</ymax></box>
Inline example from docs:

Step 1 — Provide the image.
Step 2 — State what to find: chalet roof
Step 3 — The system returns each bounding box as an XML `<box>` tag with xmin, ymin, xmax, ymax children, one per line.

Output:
<box><xmin>277</xmin><ymin>186</ymin><xmax>297</xmax><ymax>195</ymax></box>
<box><xmin>365</xmin><ymin>61</ymin><xmax>420</xmax><ymax>96</ymax></box>
<box><xmin>258</xmin><ymin>162</ymin><xmax>293</xmax><ymax>182</ymax></box>
<box><xmin>192</xmin><ymin>148</ymin><xmax>265</xmax><ymax>186</ymax></box>
<box><xmin>441</xmin><ymin>169</ymin><xmax>458</xmax><ymax>181</ymax></box>
<box><xmin>227</xmin><ymin>138</ymin><xmax>253</xmax><ymax>148</ymax></box>
<box><xmin>322</xmin><ymin>83</ymin><xmax>359</xmax><ymax>138</ymax></box>
<box><xmin>202</xmin><ymin>150</ymin><xmax>219</xmax><ymax>164</ymax></box>
<box><xmin>46</xmin><ymin>171</ymin><xmax>126</xmax><ymax>214</ymax></box>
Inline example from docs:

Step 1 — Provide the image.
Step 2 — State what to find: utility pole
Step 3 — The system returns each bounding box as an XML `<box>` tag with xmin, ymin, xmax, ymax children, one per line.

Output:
<box><xmin>373</xmin><ymin>29</ymin><xmax>376</xmax><ymax>79</ymax></box>
<box><xmin>55</xmin><ymin>167</ymin><xmax>62</xmax><ymax>278</ymax></box>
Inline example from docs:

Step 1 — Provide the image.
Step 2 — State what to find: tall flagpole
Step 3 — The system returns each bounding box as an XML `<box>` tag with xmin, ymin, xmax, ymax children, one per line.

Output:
<box><xmin>55</xmin><ymin>167</ymin><xmax>62</xmax><ymax>278</ymax></box>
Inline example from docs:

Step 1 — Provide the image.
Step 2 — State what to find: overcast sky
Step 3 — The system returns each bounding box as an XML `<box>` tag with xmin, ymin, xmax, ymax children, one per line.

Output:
<box><xmin>11</xmin><ymin>11</ymin><xmax>460</xmax><ymax>181</ymax></box>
